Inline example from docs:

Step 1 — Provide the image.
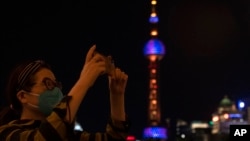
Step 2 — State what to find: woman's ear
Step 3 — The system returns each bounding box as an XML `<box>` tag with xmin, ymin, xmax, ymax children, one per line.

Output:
<box><xmin>16</xmin><ymin>90</ymin><xmax>28</xmax><ymax>104</ymax></box>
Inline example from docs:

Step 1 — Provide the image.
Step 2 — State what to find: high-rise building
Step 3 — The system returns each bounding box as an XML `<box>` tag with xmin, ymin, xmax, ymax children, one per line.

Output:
<box><xmin>142</xmin><ymin>0</ymin><xmax>167</xmax><ymax>140</ymax></box>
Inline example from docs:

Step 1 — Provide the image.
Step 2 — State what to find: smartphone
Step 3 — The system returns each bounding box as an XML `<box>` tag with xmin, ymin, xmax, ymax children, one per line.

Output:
<box><xmin>93</xmin><ymin>51</ymin><xmax>115</xmax><ymax>76</ymax></box>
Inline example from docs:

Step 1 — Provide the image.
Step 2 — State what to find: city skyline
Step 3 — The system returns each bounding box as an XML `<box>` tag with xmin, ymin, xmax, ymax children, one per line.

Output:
<box><xmin>1</xmin><ymin>0</ymin><xmax>250</xmax><ymax>138</ymax></box>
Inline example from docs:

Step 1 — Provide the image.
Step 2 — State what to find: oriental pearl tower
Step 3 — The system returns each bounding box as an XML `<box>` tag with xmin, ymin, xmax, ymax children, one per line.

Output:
<box><xmin>142</xmin><ymin>0</ymin><xmax>167</xmax><ymax>140</ymax></box>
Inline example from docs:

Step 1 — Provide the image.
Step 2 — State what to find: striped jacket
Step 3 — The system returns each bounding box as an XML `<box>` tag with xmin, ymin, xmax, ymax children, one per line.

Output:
<box><xmin>0</xmin><ymin>96</ymin><xmax>130</xmax><ymax>141</ymax></box>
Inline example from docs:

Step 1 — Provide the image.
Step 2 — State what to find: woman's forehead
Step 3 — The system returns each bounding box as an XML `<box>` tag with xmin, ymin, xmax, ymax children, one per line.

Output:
<box><xmin>33</xmin><ymin>68</ymin><xmax>56</xmax><ymax>82</ymax></box>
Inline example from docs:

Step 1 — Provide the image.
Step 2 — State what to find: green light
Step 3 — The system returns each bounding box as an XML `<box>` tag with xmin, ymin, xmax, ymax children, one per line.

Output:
<box><xmin>209</xmin><ymin>121</ymin><xmax>214</xmax><ymax>125</ymax></box>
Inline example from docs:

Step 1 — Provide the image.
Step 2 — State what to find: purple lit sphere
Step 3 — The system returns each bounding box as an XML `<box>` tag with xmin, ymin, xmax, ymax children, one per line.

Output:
<box><xmin>143</xmin><ymin>126</ymin><xmax>168</xmax><ymax>139</ymax></box>
<box><xmin>143</xmin><ymin>39</ymin><xmax>166</xmax><ymax>57</ymax></box>
<box><xmin>149</xmin><ymin>16</ymin><xmax>159</xmax><ymax>23</ymax></box>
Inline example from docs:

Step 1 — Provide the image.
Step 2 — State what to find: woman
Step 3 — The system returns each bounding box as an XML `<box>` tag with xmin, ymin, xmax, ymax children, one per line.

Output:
<box><xmin>0</xmin><ymin>45</ymin><xmax>130</xmax><ymax>141</ymax></box>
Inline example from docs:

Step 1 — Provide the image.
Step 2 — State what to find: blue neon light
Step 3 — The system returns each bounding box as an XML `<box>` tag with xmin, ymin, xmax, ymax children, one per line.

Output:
<box><xmin>143</xmin><ymin>127</ymin><xmax>168</xmax><ymax>139</ymax></box>
<box><xmin>149</xmin><ymin>16</ymin><xmax>159</xmax><ymax>23</ymax></box>
<box><xmin>143</xmin><ymin>39</ymin><xmax>166</xmax><ymax>56</ymax></box>
<box><xmin>238</xmin><ymin>100</ymin><xmax>245</xmax><ymax>109</ymax></box>
<box><xmin>229</xmin><ymin>113</ymin><xmax>242</xmax><ymax>118</ymax></box>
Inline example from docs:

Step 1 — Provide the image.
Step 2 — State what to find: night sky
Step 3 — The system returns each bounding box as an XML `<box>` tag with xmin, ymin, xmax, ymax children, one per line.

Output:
<box><xmin>1</xmin><ymin>0</ymin><xmax>250</xmax><ymax>138</ymax></box>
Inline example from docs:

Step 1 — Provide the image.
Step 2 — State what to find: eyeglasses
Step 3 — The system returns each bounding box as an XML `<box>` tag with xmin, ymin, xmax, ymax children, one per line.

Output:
<box><xmin>42</xmin><ymin>77</ymin><xmax>62</xmax><ymax>90</ymax></box>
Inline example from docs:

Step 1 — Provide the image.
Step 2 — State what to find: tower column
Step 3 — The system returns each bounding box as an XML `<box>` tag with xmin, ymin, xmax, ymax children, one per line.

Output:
<box><xmin>142</xmin><ymin>0</ymin><xmax>167</xmax><ymax>140</ymax></box>
<box><xmin>148</xmin><ymin>60</ymin><xmax>161</xmax><ymax>126</ymax></box>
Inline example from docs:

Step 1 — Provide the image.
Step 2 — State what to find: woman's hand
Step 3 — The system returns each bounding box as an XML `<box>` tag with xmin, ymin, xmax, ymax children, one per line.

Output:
<box><xmin>109</xmin><ymin>68</ymin><xmax>128</xmax><ymax>96</ymax></box>
<box><xmin>80</xmin><ymin>45</ymin><xmax>107</xmax><ymax>88</ymax></box>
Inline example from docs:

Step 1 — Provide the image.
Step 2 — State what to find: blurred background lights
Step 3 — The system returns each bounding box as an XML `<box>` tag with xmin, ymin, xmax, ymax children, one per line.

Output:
<box><xmin>212</xmin><ymin>116</ymin><xmax>219</xmax><ymax>122</ymax></box>
<box><xmin>238</xmin><ymin>100</ymin><xmax>245</xmax><ymax>109</ymax></box>
<box><xmin>126</xmin><ymin>135</ymin><xmax>136</xmax><ymax>141</ymax></box>
<box><xmin>151</xmin><ymin>0</ymin><xmax>157</xmax><ymax>5</ymax></box>
<box><xmin>149</xmin><ymin>16</ymin><xmax>159</xmax><ymax>23</ymax></box>
<box><xmin>151</xmin><ymin>79</ymin><xmax>157</xmax><ymax>83</ymax></box>
<box><xmin>229</xmin><ymin>113</ymin><xmax>242</xmax><ymax>118</ymax></box>
<box><xmin>151</xmin><ymin>69</ymin><xmax>156</xmax><ymax>73</ymax></box>
<box><xmin>152</xmin><ymin>100</ymin><xmax>157</xmax><ymax>104</ymax></box>
<box><xmin>223</xmin><ymin>113</ymin><xmax>229</xmax><ymax>119</ymax></box>
<box><xmin>181</xmin><ymin>134</ymin><xmax>186</xmax><ymax>139</ymax></box>
<box><xmin>151</xmin><ymin>12</ymin><xmax>157</xmax><ymax>17</ymax></box>
<box><xmin>152</xmin><ymin>110</ymin><xmax>157</xmax><ymax>115</ymax></box>
<box><xmin>150</xmin><ymin>30</ymin><xmax>158</xmax><ymax>36</ymax></box>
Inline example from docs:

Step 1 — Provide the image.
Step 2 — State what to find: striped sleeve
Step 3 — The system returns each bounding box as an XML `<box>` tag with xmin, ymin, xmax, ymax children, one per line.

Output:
<box><xmin>79</xmin><ymin>117</ymin><xmax>131</xmax><ymax>141</ymax></box>
<box><xmin>0</xmin><ymin>96</ymin><xmax>73</xmax><ymax>141</ymax></box>
<box><xmin>0</xmin><ymin>121</ymin><xmax>46</xmax><ymax>141</ymax></box>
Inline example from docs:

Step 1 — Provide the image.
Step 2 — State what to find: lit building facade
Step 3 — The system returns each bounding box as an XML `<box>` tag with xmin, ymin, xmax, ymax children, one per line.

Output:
<box><xmin>142</xmin><ymin>0</ymin><xmax>167</xmax><ymax>140</ymax></box>
<box><xmin>211</xmin><ymin>95</ymin><xmax>248</xmax><ymax>134</ymax></box>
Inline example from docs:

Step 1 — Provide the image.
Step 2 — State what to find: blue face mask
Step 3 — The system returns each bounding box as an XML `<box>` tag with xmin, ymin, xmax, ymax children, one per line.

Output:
<box><xmin>27</xmin><ymin>87</ymin><xmax>63</xmax><ymax>116</ymax></box>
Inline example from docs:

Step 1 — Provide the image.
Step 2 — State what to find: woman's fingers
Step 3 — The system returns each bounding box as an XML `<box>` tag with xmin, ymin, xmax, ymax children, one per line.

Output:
<box><xmin>85</xmin><ymin>45</ymin><xmax>96</xmax><ymax>63</ymax></box>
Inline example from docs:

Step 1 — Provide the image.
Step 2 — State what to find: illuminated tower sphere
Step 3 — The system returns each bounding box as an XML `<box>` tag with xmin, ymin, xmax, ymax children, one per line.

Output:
<box><xmin>143</xmin><ymin>38</ymin><xmax>166</xmax><ymax>61</ymax></box>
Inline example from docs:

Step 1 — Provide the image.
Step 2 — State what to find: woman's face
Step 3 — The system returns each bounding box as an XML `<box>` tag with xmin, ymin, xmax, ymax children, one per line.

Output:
<box><xmin>24</xmin><ymin>68</ymin><xmax>57</xmax><ymax>107</ymax></box>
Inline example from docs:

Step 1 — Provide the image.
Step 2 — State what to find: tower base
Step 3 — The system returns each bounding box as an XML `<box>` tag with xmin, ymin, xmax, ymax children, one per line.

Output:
<box><xmin>143</xmin><ymin>126</ymin><xmax>168</xmax><ymax>141</ymax></box>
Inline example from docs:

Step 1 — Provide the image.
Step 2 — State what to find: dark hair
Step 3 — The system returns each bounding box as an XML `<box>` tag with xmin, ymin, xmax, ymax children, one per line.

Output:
<box><xmin>0</xmin><ymin>59</ymin><xmax>51</xmax><ymax>125</ymax></box>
